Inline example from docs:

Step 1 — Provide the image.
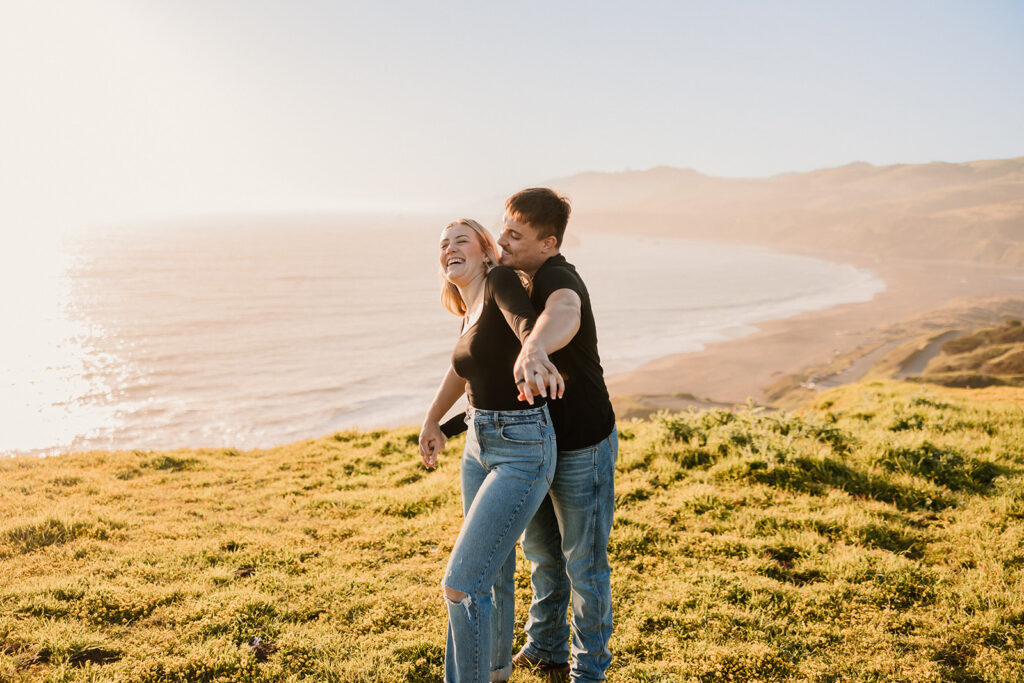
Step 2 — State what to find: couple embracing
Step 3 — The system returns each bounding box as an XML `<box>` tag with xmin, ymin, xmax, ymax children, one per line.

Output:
<box><xmin>419</xmin><ymin>188</ymin><xmax>618</xmax><ymax>683</ymax></box>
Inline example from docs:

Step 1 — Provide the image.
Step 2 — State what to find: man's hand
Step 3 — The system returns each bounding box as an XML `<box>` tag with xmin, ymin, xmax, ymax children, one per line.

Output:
<box><xmin>514</xmin><ymin>339</ymin><xmax>565</xmax><ymax>404</ymax></box>
<box><xmin>418</xmin><ymin>420</ymin><xmax>446</xmax><ymax>469</ymax></box>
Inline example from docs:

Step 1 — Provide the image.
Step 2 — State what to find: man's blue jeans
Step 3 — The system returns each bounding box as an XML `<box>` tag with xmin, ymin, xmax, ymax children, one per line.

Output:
<box><xmin>519</xmin><ymin>426</ymin><xmax>617</xmax><ymax>682</ymax></box>
<box><xmin>443</xmin><ymin>405</ymin><xmax>556</xmax><ymax>683</ymax></box>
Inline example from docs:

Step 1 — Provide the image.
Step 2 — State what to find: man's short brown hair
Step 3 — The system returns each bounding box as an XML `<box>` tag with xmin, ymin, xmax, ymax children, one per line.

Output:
<box><xmin>505</xmin><ymin>188</ymin><xmax>571</xmax><ymax>247</ymax></box>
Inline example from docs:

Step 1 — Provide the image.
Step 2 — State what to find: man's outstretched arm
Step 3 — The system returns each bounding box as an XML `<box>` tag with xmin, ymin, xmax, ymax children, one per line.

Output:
<box><xmin>515</xmin><ymin>288</ymin><xmax>581</xmax><ymax>403</ymax></box>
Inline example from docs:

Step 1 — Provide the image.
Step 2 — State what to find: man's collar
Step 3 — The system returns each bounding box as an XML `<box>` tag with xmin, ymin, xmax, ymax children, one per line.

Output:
<box><xmin>536</xmin><ymin>252</ymin><xmax>567</xmax><ymax>274</ymax></box>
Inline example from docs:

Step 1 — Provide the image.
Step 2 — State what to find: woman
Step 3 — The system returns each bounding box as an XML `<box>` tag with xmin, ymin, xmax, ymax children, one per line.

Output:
<box><xmin>418</xmin><ymin>219</ymin><xmax>563</xmax><ymax>683</ymax></box>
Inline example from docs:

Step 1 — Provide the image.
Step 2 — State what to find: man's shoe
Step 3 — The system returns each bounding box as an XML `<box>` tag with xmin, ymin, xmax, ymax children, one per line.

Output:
<box><xmin>511</xmin><ymin>649</ymin><xmax>571</xmax><ymax>674</ymax></box>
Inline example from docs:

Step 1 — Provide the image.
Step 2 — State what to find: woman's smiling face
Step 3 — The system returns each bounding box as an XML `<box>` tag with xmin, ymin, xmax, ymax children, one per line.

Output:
<box><xmin>440</xmin><ymin>223</ymin><xmax>488</xmax><ymax>286</ymax></box>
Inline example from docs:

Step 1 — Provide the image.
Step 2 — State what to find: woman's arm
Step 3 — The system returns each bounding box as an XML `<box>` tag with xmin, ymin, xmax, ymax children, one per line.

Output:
<box><xmin>418</xmin><ymin>364</ymin><xmax>465</xmax><ymax>469</ymax></box>
<box><xmin>489</xmin><ymin>267</ymin><xmax>536</xmax><ymax>343</ymax></box>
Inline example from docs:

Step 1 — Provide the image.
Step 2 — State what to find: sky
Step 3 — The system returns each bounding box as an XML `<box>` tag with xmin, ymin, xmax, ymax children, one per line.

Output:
<box><xmin>1</xmin><ymin>0</ymin><xmax>1023</xmax><ymax>231</ymax></box>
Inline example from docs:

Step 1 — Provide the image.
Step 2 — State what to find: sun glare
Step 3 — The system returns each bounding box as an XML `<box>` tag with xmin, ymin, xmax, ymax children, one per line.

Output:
<box><xmin>0</xmin><ymin>234</ymin><xmax>121</xmax><ymax>455</ymax></box>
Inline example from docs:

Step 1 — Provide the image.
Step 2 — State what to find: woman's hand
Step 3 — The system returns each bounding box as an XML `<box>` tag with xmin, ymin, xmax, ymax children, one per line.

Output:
<box><xmin>517</xmin><ymin>369</ymin><xmax>566</xmax><ymax>404</ymax></box>
<box><xmin>419</xmin><ymin>420</ymin><xmax>446</xmax><ymax>469</ymax></box>
<box><xmin>515</xmin><ymin>341</ymin><xmax>566</xmax><ymax>404</ymax></box>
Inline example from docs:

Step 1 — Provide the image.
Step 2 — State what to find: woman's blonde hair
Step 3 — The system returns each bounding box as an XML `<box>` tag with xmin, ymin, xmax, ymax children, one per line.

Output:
<box><xmin>440</xmin><ymin>219</ymin><xmax>501</xmax><ymax>316</ymax></box>
<box><xmin>439</xmin><ymin>219</ymin><xmax>531</xmax><ymax>317</ymax></box>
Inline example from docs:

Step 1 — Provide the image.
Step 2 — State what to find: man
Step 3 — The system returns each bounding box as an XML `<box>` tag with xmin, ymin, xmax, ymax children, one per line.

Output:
<box><xmin>499</xmin><ymin>188</ymin><xmax>618</xmax><ymax>682</ymax></box>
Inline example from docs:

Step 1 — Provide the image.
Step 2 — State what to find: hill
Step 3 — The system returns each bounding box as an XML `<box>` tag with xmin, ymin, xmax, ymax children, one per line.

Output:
<box><xmin>548</xmin><ymin>157</ymin><xmax>1024</xmax><ymax>266</ymax></box>
<box><xmin>1</xmin><ymin>381</ymin><xmax>1023</xmax><ymax>681</ymax></box>
<box><xmin>909</xmin><ymin>319</ymin><xmax>1024</xmax><ymax>388</ymax></box>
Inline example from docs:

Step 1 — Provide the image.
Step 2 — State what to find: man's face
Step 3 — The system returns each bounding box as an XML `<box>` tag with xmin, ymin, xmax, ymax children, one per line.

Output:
<box><xmin>497</xmin><ymin>212</ymin><xmax>553</xmax><ymax>276</ymax></box>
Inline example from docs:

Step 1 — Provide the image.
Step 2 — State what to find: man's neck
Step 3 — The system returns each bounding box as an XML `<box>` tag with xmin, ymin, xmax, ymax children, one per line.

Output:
<box><xmin>525</xmin><ymin>250</ymin><xmax>560</xmax><ymax>278</ymax></box>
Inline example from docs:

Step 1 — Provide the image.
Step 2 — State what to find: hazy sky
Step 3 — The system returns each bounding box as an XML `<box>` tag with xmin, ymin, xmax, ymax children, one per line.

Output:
<box><xmin>2</xmin><ymin>0</ymin><xmax>1023</xmax><ymax>229</ymax></box>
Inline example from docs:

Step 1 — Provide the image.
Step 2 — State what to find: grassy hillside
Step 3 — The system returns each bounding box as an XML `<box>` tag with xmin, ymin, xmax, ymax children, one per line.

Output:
<box><xmin>1</xmin><ymin>381</ymin><xmax>1023</xmax><ymax>681</ymax></box>
<box><xmin>912</xmin><ymin>319</ymin><xmax>1024</xmax><ymax>388</ymax></box>
<box><xmin>758</xmin><ymin>308</ymin><xmax>1024</xmax><ymax>411</ymax></box>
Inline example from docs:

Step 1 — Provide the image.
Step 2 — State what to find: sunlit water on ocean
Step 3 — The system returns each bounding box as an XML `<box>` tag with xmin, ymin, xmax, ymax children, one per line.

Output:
<box><xmin>1</xmin><ymin>219</ymin><xmax>884</xmax><ymax>456</ymax></box>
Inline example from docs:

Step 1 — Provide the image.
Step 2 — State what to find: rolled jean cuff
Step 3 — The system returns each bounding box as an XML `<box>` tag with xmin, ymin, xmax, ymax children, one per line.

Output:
<box><xmin>522</xmin><ymin>642</ymin><xmax>568</xmax><ymax>666</ymax></box>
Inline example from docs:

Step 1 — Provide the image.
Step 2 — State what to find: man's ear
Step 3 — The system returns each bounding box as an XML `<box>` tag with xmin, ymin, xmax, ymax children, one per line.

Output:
<box><xmin>541</xmin><ymin>235</ymin><xmax>558</xmax><ymax>253</ymax></box>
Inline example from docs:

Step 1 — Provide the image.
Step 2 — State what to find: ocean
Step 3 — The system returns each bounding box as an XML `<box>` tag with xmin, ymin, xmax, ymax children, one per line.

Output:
<box><xmin>1</xmin><ymin>218</ymin><xmax>885</xmax><ymax>456</ymax></box>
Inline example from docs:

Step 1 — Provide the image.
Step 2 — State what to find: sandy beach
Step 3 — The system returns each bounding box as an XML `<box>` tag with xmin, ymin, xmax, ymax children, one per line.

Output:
<box><xmin>606</xmin><ymin>249</ymin><xmax>1024</xmax><ymax>415</ymax></box>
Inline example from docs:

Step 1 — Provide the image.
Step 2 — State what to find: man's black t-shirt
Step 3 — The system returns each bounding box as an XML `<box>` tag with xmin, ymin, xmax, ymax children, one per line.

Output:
<box><xmin>531</xmin><ymin>254</ymin><xmax>616</xmax><ymax>450</ymax></box>
<box><xmin>451</xmin><ymin>266</ymin><xmax>543</xmax><ymax>411</ymax></box>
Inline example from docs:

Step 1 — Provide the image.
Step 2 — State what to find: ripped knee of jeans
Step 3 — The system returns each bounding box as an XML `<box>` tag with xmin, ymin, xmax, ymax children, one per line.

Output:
<box><xmin>442</xmin><ymin>584</ymin><xmax>470</xmax><ymax>606</ymax></box>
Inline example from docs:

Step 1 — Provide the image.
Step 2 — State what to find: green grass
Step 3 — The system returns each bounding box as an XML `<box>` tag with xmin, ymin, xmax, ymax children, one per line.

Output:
<box><xmin>1</xmin><ymin>380</ymin><xmax>1022</xmax><ymax>681</ymax></box>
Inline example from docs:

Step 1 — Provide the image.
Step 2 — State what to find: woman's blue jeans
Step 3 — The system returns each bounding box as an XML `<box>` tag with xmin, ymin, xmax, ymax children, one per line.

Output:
<box><xmin>443</xmin><ymin>404</ymin><xmax>556</xmax><ymax>683</ymax></box>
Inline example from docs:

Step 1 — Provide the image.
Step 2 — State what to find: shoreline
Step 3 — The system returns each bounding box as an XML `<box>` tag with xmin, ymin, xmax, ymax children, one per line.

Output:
<box><xmin>606</xmin><ymin>248</ymin><xmax>1024</xmax><ymax>415</ymax></box>
<box><xmin>6</xmin><ymin>245</ymin><xmax>1021</xmax><ymax>458</ymax></box>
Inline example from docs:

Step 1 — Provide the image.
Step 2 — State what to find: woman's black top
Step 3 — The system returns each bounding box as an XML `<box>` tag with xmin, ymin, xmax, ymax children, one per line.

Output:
<box><xmin>451</xmin><ymin>266</ymin><xmax>542</xmax><ymax>411</ymax></box>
